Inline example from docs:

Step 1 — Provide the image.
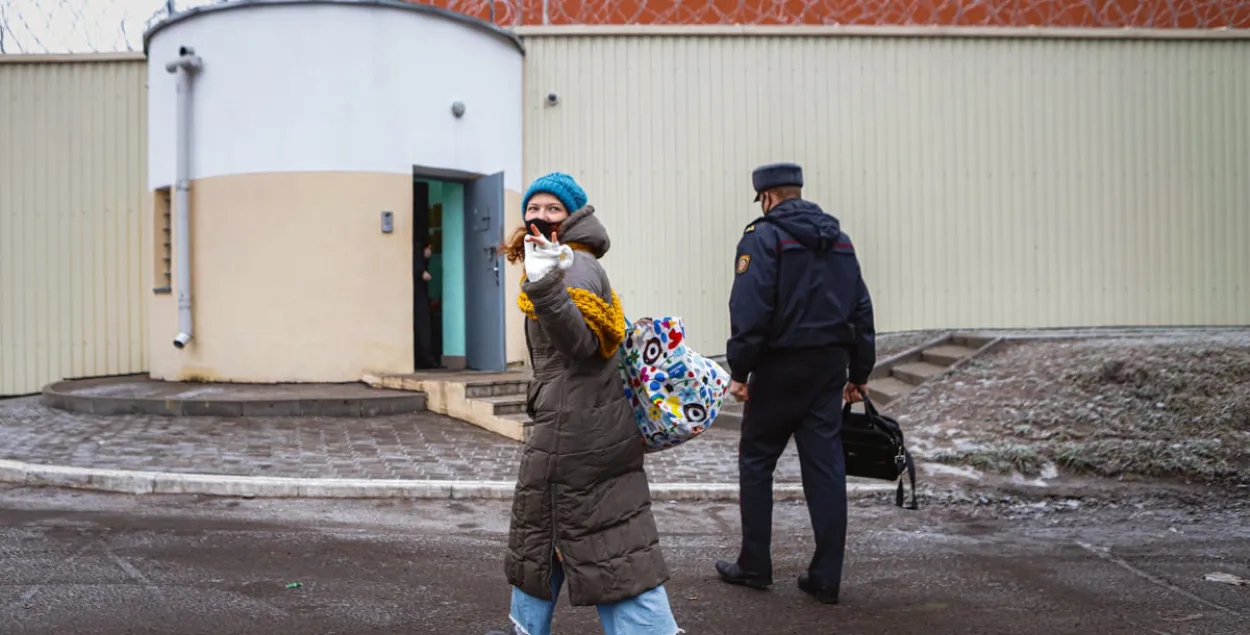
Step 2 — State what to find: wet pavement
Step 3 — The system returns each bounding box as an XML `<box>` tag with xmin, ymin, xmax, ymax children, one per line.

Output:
<box><xmin>0</xmin><ymin>397</ymin><xmax>800</xmax><ymax>483</ymax></box>
<box><xmin>1</xmin><ymin>484</ymin><xmax>1247</xmax><ymax>634</ymax></box>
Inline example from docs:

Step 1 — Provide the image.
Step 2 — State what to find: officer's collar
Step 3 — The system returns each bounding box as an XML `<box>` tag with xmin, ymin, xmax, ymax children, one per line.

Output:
<box><xmin>766</xmin><ymin>197</ymin><xmax>808</xmax><ymax>215</ymax></box>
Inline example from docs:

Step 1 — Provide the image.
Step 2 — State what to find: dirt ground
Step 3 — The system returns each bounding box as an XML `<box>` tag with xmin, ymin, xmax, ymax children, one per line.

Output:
<box><xmin>890</xmin><ymin>330</ymin><xmax>1250</xmax><ymax>486</ymax></box>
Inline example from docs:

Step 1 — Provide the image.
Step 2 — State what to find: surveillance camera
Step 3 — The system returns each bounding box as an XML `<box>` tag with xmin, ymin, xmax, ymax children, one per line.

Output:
<box><xmin>546</xmin><ymin>92</ymin><xmax>560</xmax><ymax>106</ymax></box>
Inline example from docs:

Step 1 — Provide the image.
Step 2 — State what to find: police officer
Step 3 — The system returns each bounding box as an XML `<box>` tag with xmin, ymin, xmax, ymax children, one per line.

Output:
<box><xmin>714</xmin><ymin>162</ymin><xmax>876</xmax><ymax>605</ymax></box>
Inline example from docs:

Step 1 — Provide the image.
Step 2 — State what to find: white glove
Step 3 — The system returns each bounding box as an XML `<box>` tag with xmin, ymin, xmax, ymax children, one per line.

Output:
<box><xmin>524</xmin><ymin>232</ymin><xmax>575</xmax><ymax>283</ymax></box>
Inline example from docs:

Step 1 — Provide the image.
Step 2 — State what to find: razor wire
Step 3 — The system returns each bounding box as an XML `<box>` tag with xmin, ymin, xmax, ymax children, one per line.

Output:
<box><xmin>2</xmin><ymin>0</ymin><xmax>1247</xmax><ymax>54</ymax></box>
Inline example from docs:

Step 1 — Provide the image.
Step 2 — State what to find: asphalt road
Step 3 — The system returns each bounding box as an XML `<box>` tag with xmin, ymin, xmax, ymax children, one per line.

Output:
<box><xmin>1</xmin><ymin>485</ymin><xmax>1248</xmax><ymax>635</ymax></box>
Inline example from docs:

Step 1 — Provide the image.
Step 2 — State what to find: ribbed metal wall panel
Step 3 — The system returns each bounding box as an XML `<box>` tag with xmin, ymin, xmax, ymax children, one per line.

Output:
<box><xmin>523</xmin><ymin>35</ymin><xmax>1250</xmax><ymax>356</ymax></box>
<box><xmin>0</xmin><ymin>56</ymin><xmax>148</xmax><ymax>396</ymax></box>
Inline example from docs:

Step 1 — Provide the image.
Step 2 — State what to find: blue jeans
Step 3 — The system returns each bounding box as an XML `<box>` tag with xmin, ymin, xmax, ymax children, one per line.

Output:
<box><xmin>509</xmin><ymin>553</ymin><xmax>681</xmax><ymax>635</ymax></box>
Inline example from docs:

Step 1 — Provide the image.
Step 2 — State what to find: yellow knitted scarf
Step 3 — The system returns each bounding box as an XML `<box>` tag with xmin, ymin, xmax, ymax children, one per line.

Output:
<box><xmin>517</xmin><ymin>242</ymin><xmax>626</xmax><ymax>359</ymax></box>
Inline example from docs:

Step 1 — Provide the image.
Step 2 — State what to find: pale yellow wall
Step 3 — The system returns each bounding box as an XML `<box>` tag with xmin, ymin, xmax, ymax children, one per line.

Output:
<box><xmin>503</xmin><ymin>189</ymin><xmax>528</xmax><ymax>366</ymax></box>
<box><xmin>523</xmin><ymin>33</ymin><xmax>1250</xmax><ymax>356</ymax></box>
<box><xmin>147</xmin><ymin>171</ymin><xmax>415</xmax><ymax>383</ymax></box>
<box><xmin>0</xmin><ymin>54</ymin><xmax>148</xmax><ymax>396</ymax></box>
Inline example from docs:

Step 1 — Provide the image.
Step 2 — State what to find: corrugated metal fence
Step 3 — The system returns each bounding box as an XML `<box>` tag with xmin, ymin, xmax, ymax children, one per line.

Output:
<box><xmin>0</xmin><ymin>54</ymin><xmax>148</xmax><ymax>396</ymax></box>
<box><xmin>4</xmin><ymin>32</ymin><xmax>1250</xmax><ymax>393</ymax></box>
<box><xmin>521</xmin><ymin>31</ymin><xmax>1250</xmax><ymax>355</ymax></box>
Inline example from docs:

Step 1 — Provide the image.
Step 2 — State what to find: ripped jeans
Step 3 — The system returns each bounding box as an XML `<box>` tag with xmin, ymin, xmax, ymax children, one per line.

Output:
<box><xmin>509</xmin><ymin>552</ymin><xmax>682</xmax><ymax>635</ymax></box>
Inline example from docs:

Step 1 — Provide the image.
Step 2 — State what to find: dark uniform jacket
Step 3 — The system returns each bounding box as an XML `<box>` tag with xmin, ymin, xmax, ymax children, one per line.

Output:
<box><xmin>727</xmin><ymin>198</ymin><xmax>876</xmax><ymax>385</ymax></box>
<box><xmin>505</xmin><ymin>206</ymin><xmax>670</xmax><ymax>607</ymax></box>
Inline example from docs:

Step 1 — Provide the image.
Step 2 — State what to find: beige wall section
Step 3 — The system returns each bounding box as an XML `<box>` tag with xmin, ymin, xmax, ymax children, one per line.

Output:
<box><xmin>0</xmin><ymin>55</ymin><xmax>148</xmax><ymax>396</ymax></box>
<box><xmin>148</xmin><ymin>172</ymin><xmax>415</xmax><ymax>383</ymax></box>
<box><xmin>523</xmin><ymin>34</ymin><xmax>1250</xmax><ymax>355</ymax></box>
<box><xmin>503</xmin><ymin>189</ymin><xmax>528</xmax><ymax>366</ymax></box>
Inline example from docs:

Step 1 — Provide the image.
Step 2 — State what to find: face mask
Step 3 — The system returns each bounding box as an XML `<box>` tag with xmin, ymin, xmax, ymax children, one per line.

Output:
<box><xmin>528</xmin><ymin>218</ymin><xmax>560</xmax><ymax>241</ymax></box>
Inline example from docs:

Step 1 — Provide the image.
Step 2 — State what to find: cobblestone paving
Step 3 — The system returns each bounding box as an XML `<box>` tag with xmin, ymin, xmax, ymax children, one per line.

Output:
<box><xmin>0</xmin><ymin>397</ymin><xmax>804</xmax><ymax>483</ymax></box>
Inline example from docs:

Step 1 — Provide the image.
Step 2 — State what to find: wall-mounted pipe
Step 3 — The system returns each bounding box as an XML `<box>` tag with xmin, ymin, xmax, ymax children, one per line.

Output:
<box><xmin>166</xmin><ymin>46</ymin><xmax>202</xmax><ymax>349</ymax></box>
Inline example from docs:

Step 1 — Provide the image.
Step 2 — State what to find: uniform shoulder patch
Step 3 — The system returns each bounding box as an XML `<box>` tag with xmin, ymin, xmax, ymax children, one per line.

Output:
<box><xmin>744</xmin><ymin>224</ymin><xmax>756</xmax><ymax>234</ymax></box>
<box><xmin>736</xmin><ymin>254</ymin><xmax>751</xmax><ymax>274</ymax></box>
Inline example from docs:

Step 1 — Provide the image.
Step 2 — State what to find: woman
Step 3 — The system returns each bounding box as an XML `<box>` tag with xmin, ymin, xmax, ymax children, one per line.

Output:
<box><xmin>486</xmin><ymin>172</ymin><xmax>681</xmax><ymax>635</ymax></box>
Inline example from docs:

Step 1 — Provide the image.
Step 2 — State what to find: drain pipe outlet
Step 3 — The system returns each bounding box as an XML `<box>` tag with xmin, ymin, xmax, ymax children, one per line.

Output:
<box><xmin>166</xmin><ymin>47</ymin><xmax>202</xmax><ymax>350</ymax></box>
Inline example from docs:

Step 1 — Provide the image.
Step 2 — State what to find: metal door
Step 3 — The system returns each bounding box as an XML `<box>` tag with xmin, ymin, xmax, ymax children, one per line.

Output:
<box><xmin>463</xmin><ymin>171</ymin><xmax>507</xmax><ymax>372</ymax></box>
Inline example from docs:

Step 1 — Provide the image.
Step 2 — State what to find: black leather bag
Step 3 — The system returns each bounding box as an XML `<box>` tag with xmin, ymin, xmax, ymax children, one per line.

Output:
<box><xmin>841</xmin><ymin>394</ymin><xmax>918</xmax><ymax>509</ymax></box>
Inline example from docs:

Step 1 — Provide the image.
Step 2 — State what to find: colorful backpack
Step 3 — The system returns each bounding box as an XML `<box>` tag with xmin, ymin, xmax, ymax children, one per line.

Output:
<box><xmin>618</xmin><ymin>317</ymin><xmax>731</xmax><ymax>453</ymax></box>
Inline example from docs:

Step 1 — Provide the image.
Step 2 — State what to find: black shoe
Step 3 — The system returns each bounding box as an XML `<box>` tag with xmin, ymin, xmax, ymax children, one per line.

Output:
<box><xmin>798</xmin><ymin>573</ymin><xmax>840</xmax><ymax>604</ymax></box>
<box><xmin>715</xmin><ymin>559</ymin><xmax>772</xmax><ymax>589</ymax></box>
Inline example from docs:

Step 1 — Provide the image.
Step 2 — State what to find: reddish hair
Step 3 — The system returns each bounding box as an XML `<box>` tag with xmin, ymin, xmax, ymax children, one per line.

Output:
<box><xmin>501</xmin><ymin>226</ymin><xmax>528</xmax><ymax>265</ymax></box>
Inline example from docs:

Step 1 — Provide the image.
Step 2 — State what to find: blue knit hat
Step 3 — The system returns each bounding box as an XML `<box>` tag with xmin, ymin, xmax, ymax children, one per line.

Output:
<box><xmin>522</xmin><ymin>172</ymin><xmax>588</xmax><ymax>217</ymax></box>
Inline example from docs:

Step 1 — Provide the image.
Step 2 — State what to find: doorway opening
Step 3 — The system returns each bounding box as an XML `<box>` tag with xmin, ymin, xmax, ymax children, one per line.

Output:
<box><xmin>413</xmin><ymin>177</ymin><xmax>465</xmax><ymax>370</ymax></box>
<box><xmin>412</xmin><ymin>167</ymin><xmax>507</xmax><ymax>373</ymax></box>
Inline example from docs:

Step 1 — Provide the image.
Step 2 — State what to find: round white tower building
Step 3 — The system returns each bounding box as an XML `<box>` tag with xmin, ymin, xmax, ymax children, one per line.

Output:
<box><xmin>144</xmin><ymin>0</ymin><xmax>524</xmax><ymax>382</ymax></box>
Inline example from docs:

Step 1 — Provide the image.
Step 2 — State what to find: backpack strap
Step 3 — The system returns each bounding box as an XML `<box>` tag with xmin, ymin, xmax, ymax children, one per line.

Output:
<box><xmin>895</xmin><ymin>449</ymin><xmax>918</xmax><ymax>510</ymax></box>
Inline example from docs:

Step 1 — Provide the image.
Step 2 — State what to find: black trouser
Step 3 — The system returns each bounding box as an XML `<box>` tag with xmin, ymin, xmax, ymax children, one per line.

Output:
<box><xmin>737</xmin><ymin>348</ymin><xmax>848</xmax><ymax>592</ymax></box>
<box><xmin>413</xmin><ymin>275</ymin><xmax>438</xmax><ymax>369</ymax></box>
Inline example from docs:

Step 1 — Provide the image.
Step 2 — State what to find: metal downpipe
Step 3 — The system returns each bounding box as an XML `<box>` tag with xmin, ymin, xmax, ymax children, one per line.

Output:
<box><xmin>166</xmin><ymin>47</ymin><xmax>202</xmax><ymax>349</ymax></box>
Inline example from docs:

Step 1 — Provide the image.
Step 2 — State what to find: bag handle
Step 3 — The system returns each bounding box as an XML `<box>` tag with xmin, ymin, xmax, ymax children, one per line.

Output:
<box><xmin>617</xmin><ymin>316</ymin><xmax>630</xmax><ymax>356</ymax></box>
<box><xmin>841</xmin><ymin>389</ymin><xmax>881</xmax><ymax>418</ymax></box>
<box><xmin>895</xmin><ymin>450</ymin><xmax>919</xmax><ymax>510</ymax></box>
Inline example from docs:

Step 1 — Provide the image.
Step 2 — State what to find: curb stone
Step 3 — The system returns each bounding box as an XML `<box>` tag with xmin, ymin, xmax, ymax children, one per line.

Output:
<box><xmin>41</xmin><ymin>376</ymin><xmax>427</xmax><ymax>418</ymax></box>
<box><xmin>0</xmin><ymin>459</ymin><xmax>899</xmax><ymax>501</ymax></box>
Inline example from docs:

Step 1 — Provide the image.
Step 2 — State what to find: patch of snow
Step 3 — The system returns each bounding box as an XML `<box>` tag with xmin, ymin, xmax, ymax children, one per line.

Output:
<box><xmin>68</xmin><ymin>384</ymin><xmax>143</xmax><ymax>397</ymax></box>
<box><xmin>1009</xmin><ymin>473</ymin><xmax>1050</xmax><ymax>488</ymax></box>
<box><xmin>169</xmin><ymin>386</ymin><xmax>229</xmax><ymax>399</ymax></box>
<box><xmin>922</xmin><ymin>462</ymin><xmax>984</xmax><ymax>480</ymax></box>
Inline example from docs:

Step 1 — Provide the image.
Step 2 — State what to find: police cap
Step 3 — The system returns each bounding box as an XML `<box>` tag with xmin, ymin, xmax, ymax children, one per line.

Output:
<box><xmin>752</xmin><ymin>162</ymin><xmax>804</xmax><ymax>201</ymax></box>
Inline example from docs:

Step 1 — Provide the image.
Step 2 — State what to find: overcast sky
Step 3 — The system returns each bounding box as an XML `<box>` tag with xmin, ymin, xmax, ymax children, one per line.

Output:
<box><xmin>1</xmin><ymin>0</ymin><xmax>222</xmax><ymax>53</ymax></box>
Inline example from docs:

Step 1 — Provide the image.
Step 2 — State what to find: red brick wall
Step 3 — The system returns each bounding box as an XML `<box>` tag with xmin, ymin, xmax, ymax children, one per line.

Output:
<box><xmin>420</xmin><ymin>0</ymin><xmax>1250</xmax><ymax>28</ymax></box>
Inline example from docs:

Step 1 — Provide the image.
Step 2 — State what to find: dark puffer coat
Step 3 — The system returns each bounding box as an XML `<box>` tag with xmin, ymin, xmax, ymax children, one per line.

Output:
<box><xmin>504</xmin><ymin>206</ymin><xmax>670</xmax><ymax>606</ymax></box>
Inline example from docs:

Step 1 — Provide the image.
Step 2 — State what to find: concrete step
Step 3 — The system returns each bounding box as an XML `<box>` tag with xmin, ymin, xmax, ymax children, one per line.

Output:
<box><xmin>475</xmin><ymin>394</ymin><xmax>527</xmax><ymax>416</ymax></box>
<box><xmin>891</xmin><ymin>361</ymin><xmax>947</xmax><ymax>385</ymax></box>
<box><xmin>952</xmin><ymin>333</ymin><xmax>996</xmax><ymax>350</ymax></box>
<box><xmin>501</xmin><ymin>413</ymin><xmax>532</xmax><ymax>425</ymax></box>
<box><xmin>921</xmin><ymin>344</ymin><xmax>979</xmax><ymax>367</ymax></box>
<box><xmin>465</xmin><ymin>379</ymin><xmax>529</xmax><ymax>399</ymax></box>
<box><xmin>868</xmin><ymin>376</ymin><xmax>913</xmax><ymax>404</ymax></box>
